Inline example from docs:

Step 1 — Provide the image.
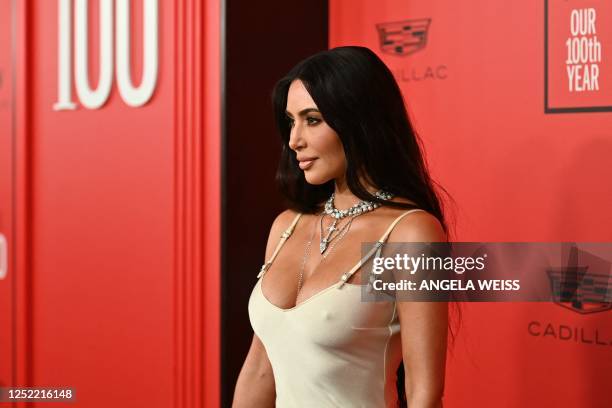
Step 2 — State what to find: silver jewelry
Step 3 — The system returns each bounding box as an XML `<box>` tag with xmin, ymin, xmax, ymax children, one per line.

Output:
<box><xmin>297</xmin><ymin>190</ymin><xmax>392</xmax><ymax>296</ymax></box>
<box><xmin>320</xmin><ymin>190</ymin><xmax>393</xmax><ymax>253</ymax></box>
<box><xmin>297</xmin><ymin>214</ymin><xmax>320</xmax><ymax>294</ymax></box>
<box><xmin>324</xmin><ymin>190</ymin><xmax>394</xmax><ymax>220</ymax></box>
<box><xmin>321</xmin><ymin>214</ymin><xmax>357</xmax><ymax>261</ymax></box>
<box><xmin>319</xmin><ymin>215</ymin><xmax>352</xmax><ymax>255</ymax></box>
<box><xmin>298</xmin><ymin>213</ymin><xmax>355</xmax><ymax>295</ymax></box>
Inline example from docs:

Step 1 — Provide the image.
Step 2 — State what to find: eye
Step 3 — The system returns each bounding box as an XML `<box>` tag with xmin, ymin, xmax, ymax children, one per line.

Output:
<box><xmin>306</xmin><ymin>116</ymin><xmax>321</xmax><ymax>126</ymax></box>
<box><xmin>286</xmin><ymin>116</ymin><xmax>295</xmax><ymax>127</ymax></box>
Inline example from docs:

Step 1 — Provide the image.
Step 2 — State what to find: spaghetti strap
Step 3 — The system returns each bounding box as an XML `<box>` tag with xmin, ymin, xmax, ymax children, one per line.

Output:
<box><xmin>257</xmin><ymin>212</ymin><xmax>303</xmax><ymax>278</ymax></box>
<box><xmin>378</xmin><ymin>208</ymin><xmax>426</xmax><ymax>243</ymax></box>
<box><xmin>338</xmin><ymin>209</ymin><xmax>426</xmax><ymax>287</ymax></box>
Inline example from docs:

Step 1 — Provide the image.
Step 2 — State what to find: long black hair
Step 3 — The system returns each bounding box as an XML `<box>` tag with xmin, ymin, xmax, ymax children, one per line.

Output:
<box><xmin>271</xmin><ymin>45</ymin><xmax>460</xmax><ymax>407</ymax></box>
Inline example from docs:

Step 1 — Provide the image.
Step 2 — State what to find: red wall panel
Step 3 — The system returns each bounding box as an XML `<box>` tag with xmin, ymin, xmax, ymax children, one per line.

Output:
<box><xmin>0</xmin><ymin>0</ymin><xmax>16</xmax><ymax>389</ymax></box>
<box><xmin>1</xmin><ymin>1</ymin><xmax>221</xmax><ymax>407</ymax></box>
<box><xmin>28</xmin><ymin>1</ymin><xmax>174</xmax><ymax>404</ymax></box>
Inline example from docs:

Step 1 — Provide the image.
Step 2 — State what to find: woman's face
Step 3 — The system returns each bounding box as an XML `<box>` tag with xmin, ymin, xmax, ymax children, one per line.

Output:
<box><xmin>286</xmin><ymin>80</ymin><xmax>346</xmax><ymax>185</ymax></box>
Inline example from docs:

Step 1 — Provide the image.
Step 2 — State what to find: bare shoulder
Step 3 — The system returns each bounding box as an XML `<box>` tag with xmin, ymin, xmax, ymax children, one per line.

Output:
<box><xmin>264</xmin><ymin>209</ymin><xmax>301</xmax><ymax>260</ymax></box>
<box><xmin>269</xmin><ymin>209</ymin><xmax>300</xmax><ymax>236</ymax></box>
<box><xmin>387</xmin><ymin>209</ymin><xmax>447</xmax><ymax>243</ymax></box>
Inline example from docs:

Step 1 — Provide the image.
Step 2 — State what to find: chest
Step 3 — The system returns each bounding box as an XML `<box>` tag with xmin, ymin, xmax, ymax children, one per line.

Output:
<box><xmin>261</xmin><ymin>232</ymin><xmax>382</xmax><ymax>309</ymax></box>
<box><xmin>249</xmin><ymin>279</ymin><xmax>398</xmax><ymax>349</ymax></box>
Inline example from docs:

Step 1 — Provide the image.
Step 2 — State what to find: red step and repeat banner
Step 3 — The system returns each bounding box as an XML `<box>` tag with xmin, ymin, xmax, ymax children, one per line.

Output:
<box><xmin>331</xmin><ymin>1</ymin><xmax>611</xmax><ymax>407</ymax></box>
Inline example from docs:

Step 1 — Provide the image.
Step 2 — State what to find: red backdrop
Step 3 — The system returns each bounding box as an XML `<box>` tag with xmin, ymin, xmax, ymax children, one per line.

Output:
<box><xmin>0</xmin><ymin>1</ymin><xmax>220</xmax><ymax>407</ymax></box>
<box><xmin>330</xmin><ymin>1</ymin><xmax>612</xmax><ymax>407</ymax></box>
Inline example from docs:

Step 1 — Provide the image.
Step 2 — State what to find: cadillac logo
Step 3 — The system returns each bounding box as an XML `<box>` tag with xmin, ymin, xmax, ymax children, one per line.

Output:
<box><xmin>376</xmin><ymin>18</ymin><xmax>432</xmax><ymax>56</ymax></box>
<box><xmin>547</xmin><ymin>243</ymin><xmax>611</xmax><ymax>314</ymax></box>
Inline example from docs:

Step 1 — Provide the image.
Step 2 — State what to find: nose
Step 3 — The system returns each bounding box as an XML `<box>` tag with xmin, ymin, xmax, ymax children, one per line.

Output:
<box><xmin>288</xmin><ymin>123</ymin><xmax>305</xmax><ymax>151</ymax></box>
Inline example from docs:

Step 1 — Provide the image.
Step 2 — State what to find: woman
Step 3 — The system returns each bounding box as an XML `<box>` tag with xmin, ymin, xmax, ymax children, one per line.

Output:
<box><xmin>233</xmin><ymin>46</ymin><xmax>455</xmax><ymax>408</ymax></box>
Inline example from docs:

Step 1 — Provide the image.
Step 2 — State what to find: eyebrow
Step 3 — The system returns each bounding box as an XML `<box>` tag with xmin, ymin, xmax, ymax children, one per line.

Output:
<box><xmin>285</xmin><ymin>108</ymin><xmax>320</xmax><ymax>117</ymax></box>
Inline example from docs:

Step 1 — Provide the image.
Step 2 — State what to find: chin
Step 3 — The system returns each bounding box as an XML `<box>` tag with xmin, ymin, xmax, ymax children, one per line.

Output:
<box><xmin>304</xmin><ymin>172</ymin><xmax>334</xmax><ymax>185</ymax></box>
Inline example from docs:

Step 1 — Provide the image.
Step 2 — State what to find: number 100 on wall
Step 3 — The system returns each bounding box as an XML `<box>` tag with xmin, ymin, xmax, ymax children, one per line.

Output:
<box><xmin>54</xmin><ymin>0</ymin><xmax>159</xmax><ymax>110</ymax></box>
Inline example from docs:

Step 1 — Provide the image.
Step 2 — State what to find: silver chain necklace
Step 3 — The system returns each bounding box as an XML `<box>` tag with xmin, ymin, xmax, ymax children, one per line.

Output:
<box><xmin>297</xmin><ymin>215</ymin><xmax>320</xmax><ymax>294</ymax></box>
<box><xmin>298</xmin><ymin>212</ymin><xmax>358</xmax><ymax>295</ymax></box>
<box><xmin>297</xmin><ymin>190</ymin><xmax>393</xmax><ymax>296</ymax></box>
<box><xmin>318</xmin><ymin>213</ymin><xmax>351</xmax><ymax>253</ymax></box>
<box><xmin>320</xmin><ymin>190</ymin><xmax>393</xmax><ymax>253</ymax></box>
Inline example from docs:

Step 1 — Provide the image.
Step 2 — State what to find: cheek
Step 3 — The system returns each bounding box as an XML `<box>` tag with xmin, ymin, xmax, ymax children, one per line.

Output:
<box><xmin>315</xmin><ymin>128</ymin><xmax>345</xmax><ymax>171</ymax></box>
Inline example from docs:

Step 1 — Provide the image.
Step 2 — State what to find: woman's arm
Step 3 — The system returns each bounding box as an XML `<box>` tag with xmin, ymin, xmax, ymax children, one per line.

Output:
<box><xmin>397</xmin><ymin>301</ymin><xmax>448</xmax><ymax>408</ymax></box>
<box><xmin>391</xmin><ymin>212</ymin><xmax>449</xmax><ymax>408</ymax></box>
<box><xmin>232</xmin><ymin>334</ymin><xmax>276</xmax><ymax>407</ymax></box>
<box><xmin>232</xmin><ymin>209</ymin><xmax>298</xmax><ymax>407</ymax></box>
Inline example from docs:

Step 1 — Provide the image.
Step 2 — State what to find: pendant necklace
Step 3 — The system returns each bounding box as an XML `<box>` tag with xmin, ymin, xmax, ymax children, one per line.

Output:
<box><xmin>320</xmin><ymin>190</ymin><xmax>394</xmax><ymax>254</ymax></box>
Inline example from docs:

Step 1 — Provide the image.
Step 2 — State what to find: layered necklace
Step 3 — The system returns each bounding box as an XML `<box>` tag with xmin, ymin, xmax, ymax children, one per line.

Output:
<box><xmin>297</xmin><ymin>190</ymin><xmax>394</xmax><ymax>294</ymax></box>
<box><xmin>319</xmin><ymin>190</ymin><xmax>394</xmax><ymax>254</ymax></box>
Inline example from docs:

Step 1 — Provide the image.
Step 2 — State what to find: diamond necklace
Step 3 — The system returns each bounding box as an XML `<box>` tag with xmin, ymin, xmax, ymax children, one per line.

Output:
<box><xmin>320</xmin><ymin>190</ymin><xmax>393</xmax><ymax>253</ymax></box>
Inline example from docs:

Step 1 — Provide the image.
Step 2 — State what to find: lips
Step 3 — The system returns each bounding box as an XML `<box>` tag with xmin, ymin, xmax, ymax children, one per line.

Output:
<box><xmin>297</xmin><ymin>157</ymin><xmax>317</xmax><ymax>170</ymax></box>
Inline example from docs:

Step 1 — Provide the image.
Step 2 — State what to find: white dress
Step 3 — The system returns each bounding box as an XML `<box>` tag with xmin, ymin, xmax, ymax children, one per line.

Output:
<box><xmin>248</xmin><ymin>209</ymin><xmax>425</xmax><ymax>407</ymax></box>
